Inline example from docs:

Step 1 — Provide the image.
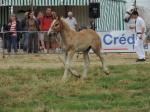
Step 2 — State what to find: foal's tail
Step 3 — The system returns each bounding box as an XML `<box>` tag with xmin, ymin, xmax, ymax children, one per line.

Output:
<box><xmin>91</xmin><ymin>33</ymin><xmax>110</xmax><ymax>75</ymax></box>
<box><xmin>91</xmin><ymin>33</ymin><xmax>102</xmax><ymax>52</ymax></box>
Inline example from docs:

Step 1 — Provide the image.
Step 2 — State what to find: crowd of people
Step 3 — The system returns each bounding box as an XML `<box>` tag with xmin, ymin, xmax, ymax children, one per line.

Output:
<box><xmin>1</xmin><ymin>8</ymin><xmax>94</xmax><ymax>54</ymax></box>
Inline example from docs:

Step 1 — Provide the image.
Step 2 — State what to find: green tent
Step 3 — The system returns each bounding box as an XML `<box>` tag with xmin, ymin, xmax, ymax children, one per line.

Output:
<box><xmin>1</xmin><ymin>0</ymin><xmax>126</xmax><ymax>31</ymax></box>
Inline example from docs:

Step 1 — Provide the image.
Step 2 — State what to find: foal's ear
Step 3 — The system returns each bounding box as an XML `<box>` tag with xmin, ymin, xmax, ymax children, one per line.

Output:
<box><xmin>57</xmin><ymin>15</ymin><xmax>61</xmax><ymax>20</ymax></box>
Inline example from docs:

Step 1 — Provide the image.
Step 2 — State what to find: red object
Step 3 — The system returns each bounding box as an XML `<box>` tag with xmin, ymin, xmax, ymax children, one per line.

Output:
<box><xmin>104</xmin><ymin>48</ymin><xmax>128</xmax><ymax>50</ymax></box>
<box><xmin>10</xmin><ymin>21</ymin><xmax>17</xmax><ymax>36</ymax></box>
<box><xmin>41</xmin><ymin>16</ymin><xmax>53</xmax><ymax>31</ymax></box>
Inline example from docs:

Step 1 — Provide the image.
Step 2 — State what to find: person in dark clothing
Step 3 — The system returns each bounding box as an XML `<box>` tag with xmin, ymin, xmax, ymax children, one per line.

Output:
<box><xmin>1</xmin><ymin>24</ymin><xmax>8</xmax><ymax>49</ymax></box>
<box><xmin>27</xmin><ymin>11</ymin><xmax>39</xmax><ymax>53</ymax></box>
<box><xmin>6</xmin><ymin>14</ymin><xmax>21</xmax><ymax>53</ymax></box>
<box><xmin>21</xmin><ymin>11</ymin><xmax>29</xmax><ymax>52</ymax></box>
<box><xmin>89</xmin><ymin>18</ymin><xmax>96</xmax><ymax>30</ymax></box>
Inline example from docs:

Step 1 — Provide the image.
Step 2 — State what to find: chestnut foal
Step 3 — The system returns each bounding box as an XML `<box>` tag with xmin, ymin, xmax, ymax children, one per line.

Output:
<box><xmin>48</xmin><ymin>17</ymin><xmax>109</xmax><ymax>81</ymax></box>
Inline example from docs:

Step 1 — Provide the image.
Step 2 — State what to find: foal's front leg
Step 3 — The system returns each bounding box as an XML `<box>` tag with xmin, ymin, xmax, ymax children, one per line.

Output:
<box><xmin>82</xmin><ymin>52</ymin><xmax>90</xmax><ymax>80</ymax></box>
<box><xmin>62</xmin><ymin>50</ymin><xmax>74</xmax><ymax>81</ymax></box>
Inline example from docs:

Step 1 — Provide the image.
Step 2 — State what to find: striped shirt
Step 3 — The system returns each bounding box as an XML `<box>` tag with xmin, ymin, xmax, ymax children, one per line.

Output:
<box><xmin>10</xmin><ymin>21</ymin><xmax>17</xmax><ymax>36</ymax></box>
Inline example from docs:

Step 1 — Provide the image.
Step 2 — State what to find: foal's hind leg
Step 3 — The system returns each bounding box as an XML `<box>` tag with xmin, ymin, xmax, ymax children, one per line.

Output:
<box><xmin>93</xmin><ymin>48</ymin><xmax>109</xmax><ymax>75</ymax></box>
<box><xmin>82</xmin><ymin>52</ymin><xmax>90</xmax><ymax>80</ymax></box>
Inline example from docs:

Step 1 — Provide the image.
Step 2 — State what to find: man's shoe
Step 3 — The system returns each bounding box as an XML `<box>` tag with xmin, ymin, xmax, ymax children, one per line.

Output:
<box><xmin>136</xmin><ymin>59</ymin><xmax>146</xmax><ymax>62</ymax></box>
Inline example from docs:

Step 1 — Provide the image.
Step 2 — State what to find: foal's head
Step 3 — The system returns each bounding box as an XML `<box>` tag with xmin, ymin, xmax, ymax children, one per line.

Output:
<box><xmin>48</xmin><ymin>16</ymin><xmax>63</xmax><ymax>35</ymax></box>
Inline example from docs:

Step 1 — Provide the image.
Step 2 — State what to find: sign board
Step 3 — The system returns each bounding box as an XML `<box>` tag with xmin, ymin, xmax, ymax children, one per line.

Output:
<box><xmin>97</xmin><ymin>30</ymin><xmax>150</xmax><ymax>52</ymax></box>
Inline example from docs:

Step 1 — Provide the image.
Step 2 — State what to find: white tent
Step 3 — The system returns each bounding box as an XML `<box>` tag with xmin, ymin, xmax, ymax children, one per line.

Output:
<box><xmin>126</xmin><ymin>0</ymin><xmax>150</xmax><ymax>9</ymax></box>
<box><xmin>125</xmin><ymin>0</ymin><xmax>150</xmax><ymax>29</ymax></box>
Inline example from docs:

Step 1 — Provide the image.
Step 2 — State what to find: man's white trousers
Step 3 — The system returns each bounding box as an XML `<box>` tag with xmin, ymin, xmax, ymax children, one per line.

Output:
<box><xmin>135</xmin><ymin>35</ymin><xmax>145</xmax><ymax>59</ymax></box>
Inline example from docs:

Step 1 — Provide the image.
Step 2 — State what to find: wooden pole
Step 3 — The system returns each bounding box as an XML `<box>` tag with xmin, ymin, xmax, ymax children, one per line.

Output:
<box><xmin>30</xmin><ymin>0</ymin><xmax>33</xmax><ymax>11</ymax></box>
<box><xmin>2</xmin><ymin>32</ymin><xmax>5</xmax><ymax>58</ymax></box>
<box><xmin>134</xmin><ymin>0</ymin><xmax>137</xmax><ymax>10</ymax></box>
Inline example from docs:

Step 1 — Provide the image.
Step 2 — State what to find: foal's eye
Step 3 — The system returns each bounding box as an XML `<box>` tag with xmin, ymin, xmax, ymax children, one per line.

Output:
<box><xmin>55</xmin><ymin>24</ymin><xmax>59</xmax><ymax>27</ymax></box>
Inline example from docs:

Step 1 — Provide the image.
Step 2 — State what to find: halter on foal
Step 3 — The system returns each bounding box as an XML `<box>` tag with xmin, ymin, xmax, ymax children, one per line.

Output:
<box><xmin>48</xmin><ymin>17</ymin><xmax>110</xmax><ymax>81</ymax></box>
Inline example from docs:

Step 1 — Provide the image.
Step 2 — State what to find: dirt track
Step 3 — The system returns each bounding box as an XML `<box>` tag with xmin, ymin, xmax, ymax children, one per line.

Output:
<box><xmin>0</xmin><ymin>53</ymin><xmax>149</xmax><ymax>69</ymax></box>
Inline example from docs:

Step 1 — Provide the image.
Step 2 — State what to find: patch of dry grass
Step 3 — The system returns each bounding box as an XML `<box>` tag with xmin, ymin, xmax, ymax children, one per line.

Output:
<box><xmin>0</xmin><ymin>53</ymin><xmax>149</xmax><ymax>69</ymax></box>
<box><xmin>0</xmin><ymin>53</ymin><xmax>149</xmax><ymax>112</ymax></box>
<box><xmin>0</xmin><ymin>63</ymin><xmax>149</xmax><ymax>112</ymax></box>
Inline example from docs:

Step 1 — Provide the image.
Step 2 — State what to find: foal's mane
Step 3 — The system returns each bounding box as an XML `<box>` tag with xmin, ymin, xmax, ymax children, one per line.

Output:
<box><xmin>60</xmin><ymin>18</ymin><xmax>76</xmax><ymax>32</ymax></box>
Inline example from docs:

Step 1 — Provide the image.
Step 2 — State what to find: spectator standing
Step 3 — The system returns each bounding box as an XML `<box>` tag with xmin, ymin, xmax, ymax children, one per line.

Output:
<box><xmin>37</xmin><ymin>11</ymin><xmax>46</xmax><ymax>52</ymax></box>
<box><xmin>21</xmin><ymin>11</ymin><xmax>29</xmax><ymax>52</ymax></box>
<box><xmin>65</xmin><ymin>11</ymin><xmax>79</xmax><ymax>31</ymax></box>
<box><xmin>41</xmin><ymin>8</ymin><xmax>53</xmax><ymax>53</ymax></box>
<box><xmin>2</xmin><ymin>24</ymin><xmax>9</xmax><ymax>49</ymax></box>
<box><xmin>27</xmin><ymin>11</ymin><xmax>39</xmax><ymax>53</ymax></box>
<box><xmin>7</xmin><ymin>14</ymin><xmax>21</xmax><ymax>54</ymax></box>
<box><xmin>89</xmin><ymin>18</ymin><xmax>96</xmax><ymax>30</ymax></box>
<box><xmin>51</xmin><ymin>11</ymin><xmax>60</xmax><ymax>52</ymax></box>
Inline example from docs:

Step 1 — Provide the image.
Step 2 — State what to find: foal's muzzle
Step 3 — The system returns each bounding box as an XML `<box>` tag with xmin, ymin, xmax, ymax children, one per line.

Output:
<box><xmin>48</xmin><ymin>30</ymin><xmax>58</xmax><ymax>37</ymax></box>
<box><xmin>48</xmin><ymin>29</ymin><xmax>55</xmax><ymax>35</ymax></box>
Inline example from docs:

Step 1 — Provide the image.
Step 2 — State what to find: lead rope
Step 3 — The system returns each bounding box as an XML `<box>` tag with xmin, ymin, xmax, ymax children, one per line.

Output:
<box><xmin>135</xmin><ymin>19</ymin><xmax>136</xmax><ymax>33</ymax></box>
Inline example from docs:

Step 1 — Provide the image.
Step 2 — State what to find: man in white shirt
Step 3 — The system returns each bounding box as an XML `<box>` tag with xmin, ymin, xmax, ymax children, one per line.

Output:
<box><xmin>130</xmin><ymin>11</ymin><xmax>146</xmax><ymax>62</ymax></box>
<box><xmin>65</xmin><ymin>11</ymin><xmax>78</xmax><ymax>31</ymax></box>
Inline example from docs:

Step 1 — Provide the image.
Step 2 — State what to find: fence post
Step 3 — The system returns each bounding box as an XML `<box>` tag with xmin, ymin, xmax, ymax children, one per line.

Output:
<box><xmin>2</xmin><ymin>32</ymin><xmax>5</xmax><ymax>58</ymax></box>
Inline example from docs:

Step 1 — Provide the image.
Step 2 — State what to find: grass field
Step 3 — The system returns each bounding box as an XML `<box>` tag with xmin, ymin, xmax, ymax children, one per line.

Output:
<box><xmin>0</xmin><ymin>57</ymin><xmax>150</xmax><ymax>112</ymax></box>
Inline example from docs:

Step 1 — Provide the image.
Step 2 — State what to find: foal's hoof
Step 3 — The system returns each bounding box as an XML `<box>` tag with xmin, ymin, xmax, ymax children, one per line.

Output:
<box><xmin>75</xmin><ymin>74</ymin><xmax>81</xmax><ymax>78</ymax></box>
<box><xmin>70</xmin><ymin>69</ymin><xmax>81</xmax><ymax>78</ymax></box>
<box><xmin>62</xmin><ymin>77</ymin><xmax>68</xmax><ymax>83</ymax></box>
<box><xmin>104</xmin><ymin>70</ymin><xmax>110</xmax><ymax>75</ymax></box>
<box><xmin>81</xmin><ymin>76</ymin><xmax>88</xmax><ymax>80</ymax></box>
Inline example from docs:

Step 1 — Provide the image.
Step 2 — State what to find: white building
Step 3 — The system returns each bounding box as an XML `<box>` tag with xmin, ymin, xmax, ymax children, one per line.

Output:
<box><xmin>126</xmin><ymin>0</ymin><xmax>150</xmax><ymax>9</ymax></box>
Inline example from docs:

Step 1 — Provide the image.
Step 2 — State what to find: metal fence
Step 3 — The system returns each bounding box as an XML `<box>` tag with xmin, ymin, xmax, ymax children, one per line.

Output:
<box><xmin>0</xmin><ymin>31</ymin><xmax>64</xmax><ymax>58</ymax></box>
